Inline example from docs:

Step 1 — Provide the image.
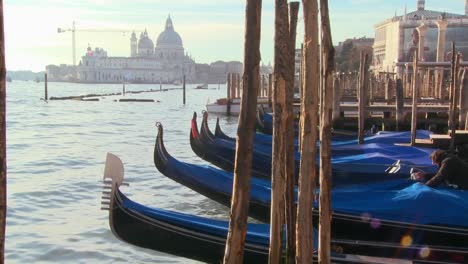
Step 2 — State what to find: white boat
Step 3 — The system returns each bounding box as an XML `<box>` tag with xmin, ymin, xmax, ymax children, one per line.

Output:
<box><xmin>205</xmin><ymin>97</ymin><xmax>270</xmax><ymax>115</ymax></box>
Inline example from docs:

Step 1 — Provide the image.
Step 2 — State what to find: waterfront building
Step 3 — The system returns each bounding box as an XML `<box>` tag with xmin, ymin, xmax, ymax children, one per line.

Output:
<box><xmin>77</xmin><ymin>15</ymin><xmax>197</xmax><ymax>84</ymax></box>
<box><xmin>373</xmin><ymin>0</ymin><xmax>468</xmax><ymax>74</ymax></box>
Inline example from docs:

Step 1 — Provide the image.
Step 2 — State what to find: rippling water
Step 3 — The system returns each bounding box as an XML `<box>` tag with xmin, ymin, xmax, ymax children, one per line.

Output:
<box><xmin>6</xmin><ymin>81</ymin><xmax>241</xmax><ymax>263</ymax></box>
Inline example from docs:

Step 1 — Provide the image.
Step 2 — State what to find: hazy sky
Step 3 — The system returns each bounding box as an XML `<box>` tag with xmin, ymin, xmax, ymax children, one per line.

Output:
<box><xmin>4</xmin><ymin>0</ymin><xmax>465</xmax><ymax>71</ymax></box>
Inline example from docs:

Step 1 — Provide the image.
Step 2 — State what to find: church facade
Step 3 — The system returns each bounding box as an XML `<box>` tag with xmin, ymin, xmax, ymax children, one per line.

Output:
<box><xmin>78</xmin><ymin>16</ymin><xmax>197</xmax><ymax>84</ymax></box>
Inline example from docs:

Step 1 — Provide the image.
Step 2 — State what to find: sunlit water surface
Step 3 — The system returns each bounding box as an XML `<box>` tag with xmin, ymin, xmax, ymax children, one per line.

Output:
<box><xmin>6</xmin><ymin>81</ymin><xmax>242</xmax><ymax>263</ymax></box>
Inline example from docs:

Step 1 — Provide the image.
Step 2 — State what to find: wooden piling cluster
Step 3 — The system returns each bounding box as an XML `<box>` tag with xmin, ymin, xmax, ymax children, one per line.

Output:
<box><xmin>332</xmin><ymin>53</ymin><xmax>468</xmax><ymax>133</ymax></box>
<box><xmin>225</xmin><ymin>0</ymin><xmax>337</xmax><ymax>263</ymax></box>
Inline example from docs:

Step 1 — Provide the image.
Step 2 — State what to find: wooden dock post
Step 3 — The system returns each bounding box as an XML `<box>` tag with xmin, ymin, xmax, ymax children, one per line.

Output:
<box><xmin>296</xmin><ymin>0</ymin><xmax>319</xmax><ymax>261</ymax></box>
<box><xmin>395</xmin><ymin>79</ymin><xmax>404</xmax><ymax>131</ymax></box>
<box><xmin>234</xmin><ymin>73</ymin><xmax>240</xmax><ymax>99</ymax></box>
<box><xmin>284</xmin><ymin>3</ymin><xmax>299</xmax><ymax>263</ymax></box>
<box><xmin>319</xmin><ymin>0</ymin><xmax>334</xmax><ymax>262</ymax></box>
<box><xmin>122</xmin><ymin>82</ymin><xmax>126</xmax><ymax>96</ymax></box>
<box><xmin>269</xmin><ymin>0</ymin><xmax>289</xmax><ymax>262</ymax></box>
<box><xmin>449</xmin><ymin>50</ymin><xmax>460</xmax><ymax>152</ymax></box>
<box><xmin>44</xmin><ymin>73</ymin><xmax>48</xmax><ymax>101</ymax></box>
<box><xmin>410</xmin><ymin>50</ymin><xmax>419</xmax><ymax>146</ymax></box>
<box><xmin>0</xmin><ymin>1</ymin><xmax>6</xmax><ymax>261</ymax></box>
<box><xmin>332</xmin><ymin>75</ymin><xmax>341</xmax><ymax>124</ymax></box>
<box><xmin>223</xmin><ymin>0</ymin><xmax>261</xmax><ymax>263</ymax></box>
<box><xmin>358</xmin><ymin>52</ymin><xmax>369</xmax><ymax>144</ymax></box>
<box><xmin>460</xmin><ymin>69</ymin><xmax>467</xmax><ymax>129</ymax></box>
<box><xmin>268</xmin><ymin>73</ymin><xmax>272</xmax><ymax>107</ymax></box>
<box><xmin>182</xmin><ymin>75</ymin><xmax>186</xmax><ymax>105</ymax></box>
<box><xmin>226</xmin><ymin>73</ymin><xmax>231</xmax><ymax>115</ymax></box>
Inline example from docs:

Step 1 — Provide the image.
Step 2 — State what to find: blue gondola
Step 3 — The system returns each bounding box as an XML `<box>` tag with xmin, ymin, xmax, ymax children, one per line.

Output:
<box><xmin>192</xmin><ymin>113</ymin><xmax>437</xmax><ymax>184</ymax></box>
<box><xmin>103</xmin><ymin>153</ymin><xmax>431</xmax><ymax>264</ymax></box>
<box><xmin>155</xmin><ymin>123</ymin><xmax>468</xmax><ymax>263</ymax></box>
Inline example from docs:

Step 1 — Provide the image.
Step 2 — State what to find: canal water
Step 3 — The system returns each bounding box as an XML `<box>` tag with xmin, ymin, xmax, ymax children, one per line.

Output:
<box><xmin>6</xmin><ymin>81</ymin><xmax>239</xmax><ymax>263</ymax></box>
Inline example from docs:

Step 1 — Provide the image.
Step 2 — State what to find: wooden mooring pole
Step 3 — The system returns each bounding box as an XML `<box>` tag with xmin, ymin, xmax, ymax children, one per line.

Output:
<box><xmin>222</xmin><ymin>0</ymin><xmax>261</xmax><ymax>262</ymax></box>
<box><xmin>460</xmin><ymin>69</ymin><xmax>467</xmax><ymax>129</ymax></box>
<box><xmin>358</xmin><ymin>52</ymin><xmax>369</xmax><ymax>144</ymax></box>
<box><xmin>269</xmin><ymin>0</ymin><xmax>289</xmax><ymax>262</ymax></box>
<box><xmin>44</xmin><ymin>73</ymin><xmax>48</xmax><ymax>101</ymax></box>
<box><xmin>449</xmin><ymin>48</ymin><xmax>460</xmax><ymax>152</ymax></box>
<box><xmin>285</xmin><ymin>3</ymin><xmax>299</xmax><ymax>263</ymax></box>
<box><xmin>296</xmin><ymin>0</ymin><xmax>319</xmax><ymax>262</ymax></box>
<box><xmin>410</xmin><ymin>50</ymin><xmax>419</xmax><ymax>146</ymax></box>
<box><xmin>226</xmin><ymin>73</ymin><xmax>231</xmax><ymax>115</ymax></box>
<box><xmin>319</xmin><ymin>0</ymin><xmax>334</xmax><ymax>262</ymax></box>
<box><xmin>395</xmin><ymin>79</ymin><xmax>404</xmax><ymax>131</ymax></box>
<box><xmin>182</xmin><ymin>75</ymin><xmax>186</xmax><ymax>105</ymax></box>
<box><xmin>0</xmin><ymin>1</ymin><xmax>6</xmax><ymax>261</ymax></box>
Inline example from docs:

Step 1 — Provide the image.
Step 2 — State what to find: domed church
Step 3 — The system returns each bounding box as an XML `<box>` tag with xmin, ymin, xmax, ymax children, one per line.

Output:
<box><xmin>79</xmin><ymin>15</ymin><xmax>196</xmax><ymax>84</ymax></box>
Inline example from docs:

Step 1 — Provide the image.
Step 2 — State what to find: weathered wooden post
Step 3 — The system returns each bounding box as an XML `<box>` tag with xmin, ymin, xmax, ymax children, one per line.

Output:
<box><xmin>332</xmin><ymin>75</ymin><xmax>341</xmax><ymax>124</ymax></box>
<box><xmin>0</xmin><ymin>1</ymin><xmax>6</xmax><ymax>261</ymax></box>
<box><xmin>395</xmin><ymin>79</ymin><xmax>404</xmax><ymax>131</ymax></box>
<box><xmin>460</xmin><ymin>69</ymin><xmax>467</xmax><ymax>129</ymax></box>
<box><xmin>268</xmin><ymin>73</ymin><xmax>273</xmax><ymax>107</ymax></box>
<box><xmin>227</xmin><ymin>73</ymin><xmax>232</xmax><ymax>115</ymax></box>
<box><xmin>358</xmin><ymin>52</ymin><xmax>369</xmax><ymax>144</ymax></box>
<box><xmin>122</xmin><ymin>81</ymin><xmax>126</xmax><ymax>96</ymax></box>
<box><xmin>234</xmin><ymin>73</ymin><xmax>240</xmax><ymax>99</ymax></box>
<box><xmin>383</xmin><ymin>74</ymin><xmax>393</xmax><ymax>126</ymax></box>
<box><xmin>319</xmin><ymin>0</ymin><xmax>334</xmax><ymax>262</ymax></box>
<box><xmin>410</xmin><ymin>50</ymin><xmax>419</xmax><ymax>146</ymax></box>
<box><xmin>182</xmin><ymin>75</ymin><xmax>186</xmax><ymax>105</ymax></box>
<box><xmin>223</xmin><ymin>0</ymin><xmax>261</xmax><ymax>263</ymax></box>
<box><xmin>449</xmin><ymin>50</ymin><xmax>460</xmax><ymax>152</ymax></box>
<box><xmin>296</xmin><ymin>0</ymin><xmax>319</xmax><ymax>262</ymax></box>
<box><xmin>44</xmin><ymin>73</ymin><xmax>48</xmax><ymax>101</ymax></box>
<box><xmin>284</xmin><ymin>3</ymin><xmax>299</xmax><ymax>263</ymax></box>
<box><xmin>269</xmin><ymin>0</ymin><xmax>289</xmax><ymax>262</ymax></box>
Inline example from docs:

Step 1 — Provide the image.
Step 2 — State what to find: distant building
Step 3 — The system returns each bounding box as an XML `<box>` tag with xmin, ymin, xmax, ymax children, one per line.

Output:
<box><xmin>45</xmin><ymin>64</ymin><xmax>77</xmax><ymax>82</ymax></box>
<box><xmin>48</xmin><ymin>15</ymin><xmax>248</xmax><ymax>84</ymax></box>
<box><xmin>77</xmin><ymin>15</ymin><xmax>196</xmax><ymax>84</ymax></box>
<box><xmin>335</xmin><ymin>37</ymin><xmax>374</xmax><ymax>72</ymax></box>
<box><xmin>373</xmin><ymin>0</ymin><xmax>468</xmax><ymax>74</ymax></box>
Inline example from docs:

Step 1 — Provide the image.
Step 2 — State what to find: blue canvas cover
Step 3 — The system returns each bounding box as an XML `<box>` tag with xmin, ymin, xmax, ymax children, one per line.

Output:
<box><xmin>199</xmin><ymin>133</ymin><xmax>438</xmax><ymax>183</ymax></box>
<box><xmin>163</xmin><ymin>155</ymin><xmax>468</xmax><ymax>228</ymax></box>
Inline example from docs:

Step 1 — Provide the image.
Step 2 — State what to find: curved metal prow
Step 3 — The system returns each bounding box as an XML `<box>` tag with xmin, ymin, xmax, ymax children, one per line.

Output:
<box><xmin>215</xmin><ymin>117</ymin><xmax>230</xmax><ymax>140</ymax></box>
<box><xmin>201</xmin><ymin>110</ymin><xmax>215</xmax><ymax>140</ymax></box>
<box><xmin>154</xmin><ymin>122</ymin><xmax>171</xmax><ymax>173</ymax></box>
<box><xmin>102</xmin><ymin>153</ymin><xmax>129</xmax><ymax>211</ymax></box>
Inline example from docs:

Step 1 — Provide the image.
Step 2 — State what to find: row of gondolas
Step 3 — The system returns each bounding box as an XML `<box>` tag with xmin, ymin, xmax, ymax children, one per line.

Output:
<box><xmin>102</xmin><ymin>110</ymin><xmax>468</xmax><ymax>264</ymax></box>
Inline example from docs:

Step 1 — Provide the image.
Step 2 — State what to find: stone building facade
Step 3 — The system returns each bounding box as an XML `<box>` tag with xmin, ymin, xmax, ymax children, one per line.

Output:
<box><xmin>373</xmin><ymin>0</ymin><xmax>468</xmax><ymax>74</ymax></box>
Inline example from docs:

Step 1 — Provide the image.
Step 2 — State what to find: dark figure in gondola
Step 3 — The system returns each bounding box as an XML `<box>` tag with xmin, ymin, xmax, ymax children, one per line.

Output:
<box><xmin>414</xmin><ymin>150</ymin><xmax>468</xmax><ymax>190</ymax></box>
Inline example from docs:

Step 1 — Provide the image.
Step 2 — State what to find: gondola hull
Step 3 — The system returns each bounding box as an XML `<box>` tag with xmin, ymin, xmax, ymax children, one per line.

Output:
<box><xmin>155</xmin><ymin>124</ymin><xmax>468</xmax><ymax>263</ymax></box>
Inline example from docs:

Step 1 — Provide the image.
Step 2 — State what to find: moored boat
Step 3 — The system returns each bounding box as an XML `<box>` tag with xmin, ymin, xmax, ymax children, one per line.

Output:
<box><xmin>154</xmin><ymin>123</ymin><xmax>468</xmax><ymax>263</ymax></box>
<box><xmin>191</xmin><ymin>113</ymin><xmax>437</xmax><ymax>183</ymax></box>
<box><xmin>103</xmin><ymin>152</ymin><xmax>427</xmax><ymax>264</ymax></box>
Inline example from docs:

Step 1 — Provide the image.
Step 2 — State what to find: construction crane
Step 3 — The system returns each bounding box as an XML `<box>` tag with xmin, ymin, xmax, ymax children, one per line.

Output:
<box><xmin>57</xmin><ymin>21</ymin><xmax>133</xmax><ymax>67</ymax></box>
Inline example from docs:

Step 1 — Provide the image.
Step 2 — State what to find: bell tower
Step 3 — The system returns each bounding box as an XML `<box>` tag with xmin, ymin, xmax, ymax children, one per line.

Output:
<box><xmin>130</xmin><ymin>31</ymin><xmax>137</xmax><ymax>57</ymax></box>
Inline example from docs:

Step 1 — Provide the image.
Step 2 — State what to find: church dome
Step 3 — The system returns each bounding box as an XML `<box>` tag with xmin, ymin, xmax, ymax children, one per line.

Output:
<box><xmin>156</xmin><ymin>16</ymin><xmax>183</xmax><ymax>47</ymax></box>
<box><xmin>138</xmin><ymin>30</ymin><xmax>154</xmax><ymax>50</ymax></box>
